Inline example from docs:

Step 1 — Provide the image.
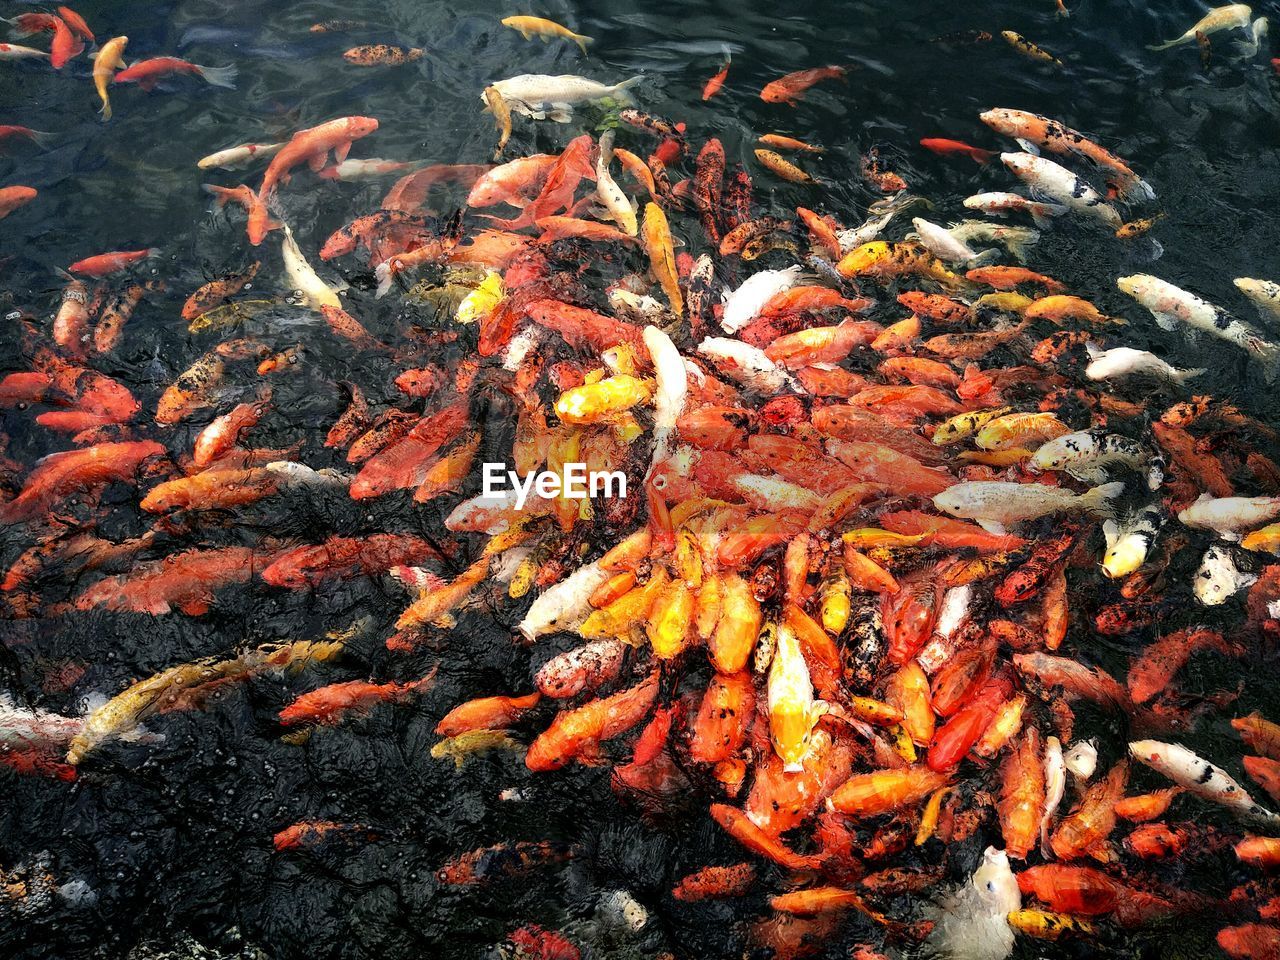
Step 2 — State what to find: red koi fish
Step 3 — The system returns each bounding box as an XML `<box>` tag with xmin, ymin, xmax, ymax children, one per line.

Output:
<box><xmin>919</xmin><ymin>138</ymin><xmax>995</xmax><ymax>163</ymax></box>
<box><xmin>261</xmin><ymin>534</ymin><xmax>443</xmax><ymax>588</ymax></box>
<box><xmin>74</xmin><ymin>546</ymin><xmax>262</xmax><ymax>617</ymax></box>
<box><xmin>1</xmin><ymin>440</ymin><xmax>164</xmax><ymax>523</ymax></box>
<box><xmin>115</xmin><ymin>57</ymin><xmax>237</xmax><ymax>89</ymax></box>
<box><xmin>67</xmin><ymin>249</ymin><xmax>158</xmax><ymax>277</ymax></box>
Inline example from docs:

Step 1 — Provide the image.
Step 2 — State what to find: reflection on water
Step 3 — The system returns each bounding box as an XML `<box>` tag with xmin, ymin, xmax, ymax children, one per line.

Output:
<box><xmin>3</xmin><ymin>1</ymin><xmax>1280</xmax><ymax>958</ymax></box>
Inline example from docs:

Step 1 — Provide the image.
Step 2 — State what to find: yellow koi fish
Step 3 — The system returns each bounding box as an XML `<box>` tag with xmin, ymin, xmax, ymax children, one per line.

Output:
<box><xmin>500</xmin><ymin>15</ymin><xmax>593</xmax><ymax>54</ymax></box>
<box><xmin>94</xmin><ymin>36</ymin><xmax>129</xmax><ymax>120</ymax></box>
<box><xmin>642</xmin><ymin>202</ymin><xmax>683</xmax><ymax>317</ymax></box>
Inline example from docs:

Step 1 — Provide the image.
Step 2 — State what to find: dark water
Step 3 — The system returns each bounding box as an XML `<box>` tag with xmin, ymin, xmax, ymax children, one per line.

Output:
<box><xmin>3</xmin><ymin>0</ymin><xmax>1280</xmax><ymax>958</ymax></box>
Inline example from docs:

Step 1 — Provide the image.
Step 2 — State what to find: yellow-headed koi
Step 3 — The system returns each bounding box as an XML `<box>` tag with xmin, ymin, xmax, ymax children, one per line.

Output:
<box><xmin>956</xmin><ymin>448</ymin><xmax>1035</xmax><ymax>467</ymax></box>
<box><xmin>767</xmin><ymin>622</ymin><xmax>827</xmax><ymax>772</ymax></box>
<box><xmin>974</xmin><ymin>411</ymin><xmax>1070</xmax><ymax>451</ymax></box>
<box><xmin>500</xmin><ymin>16</ymin><xmax>592</xmax><ymax>54</ymax></box>
<box><xmin>932</xmin><ymin>406</ymin><xmax>1014</xmax><ymax>446</ymax></box>
<box><xmin>482</xmin><ymin>86</ymin><xmax>512</xmax><ymax>161</ymax></box>
<box><xmin>842</xmin><ymin>529</ymin><xmax>930</xmax><ymax>549</ymax></box>
<box><xmin>94</xmin><ymin>36</ymin><xmax>129</xmax><ymax>120</ymax></box>
<box><xmin>647</xmin><ymin>576</ymin><xmax>694</xmax><ymax>659</ymax></box>
<box><xmin>455</xmin><ymin>270</ymin><xmax>504</xmax><ymax>325</ymax></box>
<box><xmin>1007</xmin><ymin>909</ymin><xmax>1097</xmax><ymax>940</ymax></box>
<box><xmin>642</xmin><ymin>202</ymin><xmax>683</xmax><ymax>317</ymax></box>
<box><xmin>759</xmin><ymin>134</ymin><xmax>823</xmax><ymax>153</ymax></box>
<box><xmin>836</xmin><ymin>241</ymin><xmax>960</xmax><ymax>286</ymax></box>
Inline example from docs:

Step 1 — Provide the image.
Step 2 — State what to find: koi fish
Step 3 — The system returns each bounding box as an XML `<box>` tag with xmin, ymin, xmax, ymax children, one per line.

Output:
<box><xmin>760</xmin><ymin>65</ymin><xmax>847</xmax><ymax>105</ymax></box>
<box><xmin>279</xmin><ymin>670</ymin><xmax>437</xmax><ymax>727</ymax></box>
<box><xmin>1130</xmin><ymin>739</ymin><xmax>1280</xmax><ymax>823</ymax></box>
<box><xmin>115</xmin><ymin>57</ymin><xmax>237</xmax><ymax>89</ymax></box>
<box><xmin>501</xmin><ymin>16</ymin><xmax>591</xmax><ymax>53</ymax></box>
<box><xmin>67</xmin><ymin>248</ymin><xmax>158</xmax><ymax>277</ymax></box>
<box><xmin>0</xmin><ymin>185</ymin><xmax>36</xmax><ymax>220</ymax></box>
<box><xmin>703</xmin><ymin>51</ymin><xmax>731</xmax><ymax>100</ymax></box>
<box><xmin>1149</xmin><ymin>4</ymin><xmax>1253</xmax><ymax>50</ymax></box>
<box><xmin>93</xmin><ymin>35</ymin><xmax>128</xmax><ymax>119</ymax></box>
<box><xmin>197</xmin><ymin>141</ymin><xmax>284</xmax><ymax>171</ymax></box>
<box><xmin>486</xmin><ymin>73</ymin><xmax>641</xmax><ymax>122</ymax></box>
<box><xmin>342</xmin><ymin>45</ymin><xmax>423</xmax><ymax>66</ymax></box>
<box><xmin>920</xmin><ymin>137</ymin><xmax>995</xmax><ymax>163</ymax></box>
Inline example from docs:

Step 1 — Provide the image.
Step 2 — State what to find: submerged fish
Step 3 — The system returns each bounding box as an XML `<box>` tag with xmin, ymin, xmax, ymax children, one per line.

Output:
<box><xmin>1149</xmin><ymin>4</ymin><xmax>1253</xmax><ymax>50</ymax></box>
<box><xmin>486</xmin><ymin>73</ymin><xmax>641</xmax><ymax>122</ymax></box>
<box><xmin>500</xmin><ymin>16</ymin><xmax>592</xmax><ymax>54</ymax></box>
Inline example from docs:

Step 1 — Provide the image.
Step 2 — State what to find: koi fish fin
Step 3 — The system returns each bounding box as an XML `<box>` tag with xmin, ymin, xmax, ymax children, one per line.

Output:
<box><xmin>1151</xmin><ymin>310</ymin><xmax>1179</xmax><ymax>331</ymax></box>
<box><xmin>968</xmin><ymin>248</ymin><xmax>1003</xmax><ymax>267</ymax></box>
<box><xmin>308</xmin><ymin>152</ymin><xmax>328</xmax><ymax>173</ymax></box>
<box><xmin>1015</xmin><ymin>138</ymin><xmax>1040</xmax><ymax>155</ymax></box>
<box><xmin>546</xmin><ymin>103</ymin><xmax>574</xmax><ymax>123</ymax></box>
<box><xmin>200</xmin><ymin>183</ymin><xmax>233</xmax><ymax>208</ymax></box>
<box><xmin>1148</xmin><ymin>36</ymin><xmax>1191</xmax><ymax>51</ymax></box>
<box><xmin>573</xmin><ymin>33</ymin><xmax>593</xmax><ymax>55</ymax></box>
<box><xmin>1081</xmin><ymin>481</ymin><xmax>1126</xmax><ymax>517</ymax></box>
<box><xmin>197</xmin><ymin>63</ymin><xmax>238</xmax><ymax>89</ymax></box>
<box><xmin>976</xmin><ymin>518</ymin><xmax>1009</xmax><ymax>535</ymax></box>
<box><xmin>610</xmin><ymin>75</ymin><xmax>644</xmax><ymax>105</ymax></box>
<box><xmin>1029</xmin><ymin>205</ymin><xmax>1066</xmax><ymax>229</ymax></box>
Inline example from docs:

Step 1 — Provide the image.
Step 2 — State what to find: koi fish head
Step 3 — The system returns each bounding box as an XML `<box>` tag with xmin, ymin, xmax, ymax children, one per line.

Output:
<box><xmin>1101</xmin><ymin>527</ymin><xmax>1149</xmax><ymax>579</ymax></box>
<box><xmin>345</xmin><ymin>116</ymin><xmax>379</xmax><ymax>139</ymax></box>
<box><xmin>972</xmin><ymin>846</ymin><xmax>1020</xmax><ymax>912</ymax></box>
<box><xmin>769</xmin><ymin>703</ymin><xmax>815</xmax><ymax>773</ymax></box>
<box><xmin>839</xmin><ymin>241</ymin><xmax>891</xmax><ymax>274</ymax></box>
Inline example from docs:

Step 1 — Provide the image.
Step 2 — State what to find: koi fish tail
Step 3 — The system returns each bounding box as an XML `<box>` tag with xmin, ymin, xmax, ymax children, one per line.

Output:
<box><xmin>1125</xmin><ymin>176</ymin><xmax>1157</xmax><ymax>203</ymax></box>
<box><xmin>1003</xmin><ymin>233</ymin><xmax>1038</xmax><ymax>264</ymax></box>
<box><xmin>1147</xmin><ymin>36</ymin><xmax>1190</xmax><ymax>51</ymax></box>
<box><xmin>610</xmin><ymin>75</ymin><xmax>644</xmax><ymax>105</ymax></box>
<box><xmin>196</xmin><ymin>63</ymin><xmax>238</xmax><ymax>89</ymax></box>
<box><xmin>573</xmin><ymin>34</ymin><xmax>593</xmax><ymax>55</ymax></box>
<box><xmin>1</xmin><ymin>18</ymin><xmax>40</xmax><ymax>37</ymax></box>
<box><xmin>1081</xmin><ymin>481</ymin><xmax>1126</xmax><ymax>517</ymax></box>
<box><xmin>201</xmin><ymin>183</ymin><xmax>235</xmax><ymax>208</ymax></box>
